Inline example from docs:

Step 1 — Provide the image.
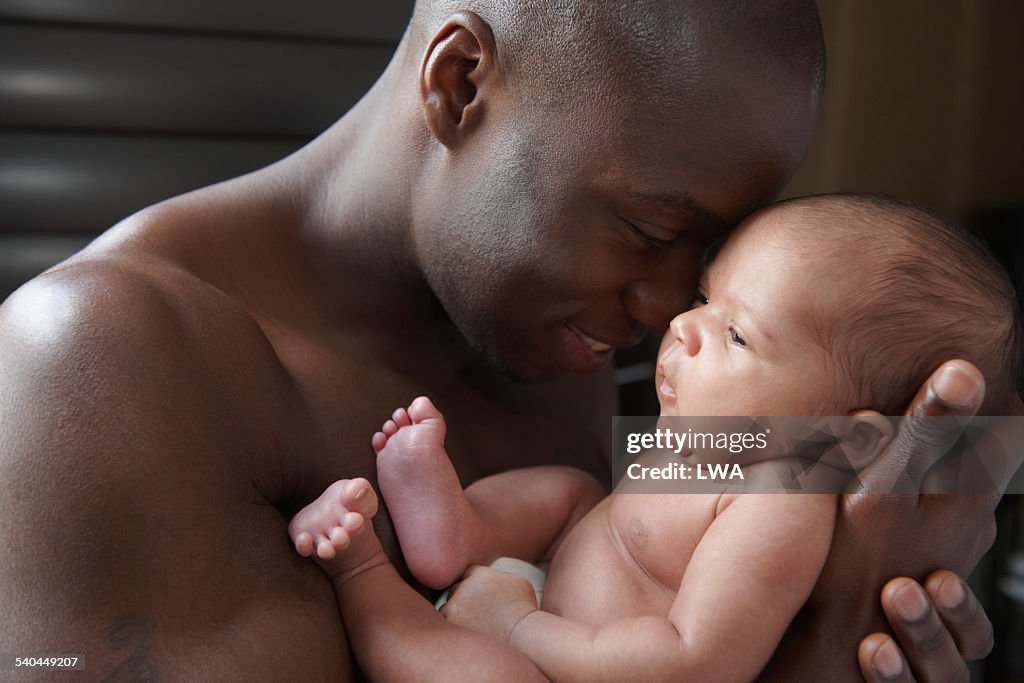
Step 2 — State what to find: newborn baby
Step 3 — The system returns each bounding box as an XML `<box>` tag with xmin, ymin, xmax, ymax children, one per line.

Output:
<box><xmin>289</xmin><ymin>194</ymin><xmax>1021</xmax><ymax>682</ymax></box>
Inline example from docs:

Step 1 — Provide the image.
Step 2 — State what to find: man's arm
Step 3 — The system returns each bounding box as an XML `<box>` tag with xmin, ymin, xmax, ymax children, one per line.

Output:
<box><xmin>0</xmin><ymin>265</ymin><xmax>351</xmax><ymax>680</ymax></box>
<box><xmin>763</xmin><ymin>361</ymin><xmax>1021</xmax><ymax>682</ymax></box>
<box><xmin>443</xmin><ymin>494</ymin><xmax>836</xmax><ymax>683</ymax></box>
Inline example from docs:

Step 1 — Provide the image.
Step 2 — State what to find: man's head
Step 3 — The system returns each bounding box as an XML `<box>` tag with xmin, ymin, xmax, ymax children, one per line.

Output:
<box><xmin>395</xmin><ymin>0</ymin><xmax>825</xmax><ymax>381</ymax></box>
<box><xmin>656</xmin><ymin>194</ymin><xmax>1022</xmax><ymax>426</ymax></box>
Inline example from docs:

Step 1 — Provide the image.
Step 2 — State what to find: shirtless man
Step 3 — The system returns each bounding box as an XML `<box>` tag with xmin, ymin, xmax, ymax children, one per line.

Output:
<box><xmin>0</xmin><ymin>1</ymin><xmax>1012</xmax><ymax>681</ymax></box>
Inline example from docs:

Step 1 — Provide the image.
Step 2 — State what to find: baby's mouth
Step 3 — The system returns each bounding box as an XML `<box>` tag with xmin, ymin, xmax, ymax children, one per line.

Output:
<box><xmin>656</xmin><ymin>366</ymin><xmax>677</xmax><ymax>398</ymax></box>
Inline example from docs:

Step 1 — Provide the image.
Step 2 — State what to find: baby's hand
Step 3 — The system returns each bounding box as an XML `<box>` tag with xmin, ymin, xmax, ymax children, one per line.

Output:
<box><xmin>441</xmin><ymin>565</ymin><xmax>538</xmax><ymax>643</ymax></box>
<box><xmin>287</xmin><ymin>478</ymin><xmax>381</xmax><ymax>578</ymax></box>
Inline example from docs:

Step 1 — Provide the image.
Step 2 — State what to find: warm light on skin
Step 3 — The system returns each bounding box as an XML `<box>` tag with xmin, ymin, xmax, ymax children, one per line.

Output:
<box><xmin>4</xmin><ymin>281</ymin><xmax>74</xmax><ymax>345</ymax></box>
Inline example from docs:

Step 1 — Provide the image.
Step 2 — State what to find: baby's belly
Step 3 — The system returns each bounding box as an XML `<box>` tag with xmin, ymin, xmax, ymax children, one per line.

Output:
<box><xmin>542</xmin><ymin>493</ymin><xmax>718</xmax><ymax>624</ymax></box>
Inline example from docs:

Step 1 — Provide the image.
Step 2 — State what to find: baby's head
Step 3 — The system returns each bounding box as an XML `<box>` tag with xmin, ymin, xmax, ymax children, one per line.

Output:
<box><xmin>656</xmin><ymin>193</ymin><xmax>1021</xmax><ymax>445</ymax></box>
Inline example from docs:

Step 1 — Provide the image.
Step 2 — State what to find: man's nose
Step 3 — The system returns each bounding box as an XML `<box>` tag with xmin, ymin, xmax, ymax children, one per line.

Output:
<box><xmin>669</xmin><ymin>311</ymin><xmax>702</xmax><ymax>356</ymax></box>
<box><xmin>622</xmin><ymin>253</ymin><xmax>701</xmax><ymax>331</ymax></box>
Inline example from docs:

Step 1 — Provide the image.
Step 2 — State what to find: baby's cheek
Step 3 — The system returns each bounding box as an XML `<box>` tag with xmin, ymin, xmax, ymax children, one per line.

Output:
<box><xmin>657</xmin><ymin>330</ymin><xmax>675</xmax><ymax>358</ymax></box>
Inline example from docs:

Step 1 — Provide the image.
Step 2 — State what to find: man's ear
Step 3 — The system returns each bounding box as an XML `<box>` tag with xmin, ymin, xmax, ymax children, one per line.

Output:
<box><xmin>828</xmin><ymin>410</ymin><xmax>895</xmax><ymax>471</ymax></box>
<box><xmin>419</xmin><ymin>11</ymin><xmax>497</xmax><ymax>148</ymax></box>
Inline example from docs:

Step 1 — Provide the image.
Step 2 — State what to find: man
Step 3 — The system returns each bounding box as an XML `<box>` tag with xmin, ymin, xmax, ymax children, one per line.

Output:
<box><xmin>0</xmin><ymin>1</ymin><xmax>1012</xmax><ymax>680</ymax></box>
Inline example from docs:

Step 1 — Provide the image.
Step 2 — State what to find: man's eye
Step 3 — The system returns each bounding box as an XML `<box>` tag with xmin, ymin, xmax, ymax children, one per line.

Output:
<box><xmin>623</xmin><ymin>219</ymin><xmax>674</xmax><ymax>249</ymax></box>
<box><xmin>729</xmin><ymin>326</ymin><xmax>746</xmax><ymax>347</ymax></box>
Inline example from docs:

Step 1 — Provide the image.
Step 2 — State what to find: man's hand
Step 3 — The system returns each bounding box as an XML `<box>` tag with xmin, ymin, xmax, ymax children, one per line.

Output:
<box><xmin>852</xmin><ymin>361</ymin><xmax>1022</xmax><ymax>681</ymax></box>
<box><xmin>440</xmin><ymin>565</ymin><xmax>539</xmax><ymax>643</ymax></box>
<box><xmin>763</xmin><ymin>360</ymin><xmax>1024</xmax><ymax>681</ymax></box>
<box><xmin>857</xmin><ymin>570</ymin><xmax>994</xmax><ymax>681</ymax></box>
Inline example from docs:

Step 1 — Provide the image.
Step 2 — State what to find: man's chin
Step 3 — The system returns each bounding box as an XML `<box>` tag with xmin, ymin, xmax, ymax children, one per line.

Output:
<box><xmin>470</xmin><ymin>340</ymin><xmax>566</xmax><ymax>384</ymax></box>
<box><xmin>478</xmin><ymin>352</ymin><xmax>558</xmax><ymax>384</ymax></box>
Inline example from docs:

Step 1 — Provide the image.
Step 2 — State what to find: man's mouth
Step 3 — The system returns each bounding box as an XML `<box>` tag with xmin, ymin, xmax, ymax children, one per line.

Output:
<box><xmin>559</xmin><ymin>322</ymin><xmax>615</xmax><ymax>373</ymax></box>
<box><xmin>572</xmin><ymin>326</ymin><xmax>613</xmax><ymax>353</ymax></box>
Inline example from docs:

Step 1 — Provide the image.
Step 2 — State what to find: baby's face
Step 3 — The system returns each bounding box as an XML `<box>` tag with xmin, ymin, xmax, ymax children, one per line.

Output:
<box><xmin>655</xmin><ymin>214</ymin><xmax>844</xmax><ymax>418</ymax></box>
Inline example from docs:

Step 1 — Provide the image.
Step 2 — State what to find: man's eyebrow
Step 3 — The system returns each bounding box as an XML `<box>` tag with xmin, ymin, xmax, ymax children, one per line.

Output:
<box><xmin>626</xmin><ymin>189</ymin><xmax>729</xmax><ymax>233</ymax></box>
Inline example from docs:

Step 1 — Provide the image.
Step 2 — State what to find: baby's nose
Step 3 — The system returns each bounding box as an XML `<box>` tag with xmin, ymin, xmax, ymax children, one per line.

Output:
<box><xmin>669</xmin><ymin>312</ymin><xmax>701</xmax><ymax>356</ymax></box>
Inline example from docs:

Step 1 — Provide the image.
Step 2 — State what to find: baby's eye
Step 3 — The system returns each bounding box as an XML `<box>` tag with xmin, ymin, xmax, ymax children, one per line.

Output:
<box><xmin>693</xmin><ymin>291</ymin><xmax>709</xmax><ymax>307</ymax></box>
<box><xmin>729</xmin><ymin>326</ymin><xmax>747</xmax><ymax>347</ymax></box>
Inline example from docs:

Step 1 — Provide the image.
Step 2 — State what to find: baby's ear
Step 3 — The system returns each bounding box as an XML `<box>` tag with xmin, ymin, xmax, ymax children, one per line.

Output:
<box><xmin>834</xmin><ymin>410</ymin><xmax>895</xmax><ymax>471</ymax></box>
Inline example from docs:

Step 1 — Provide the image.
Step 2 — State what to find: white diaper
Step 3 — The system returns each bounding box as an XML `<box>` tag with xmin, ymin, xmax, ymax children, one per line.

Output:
<box><xmin>435</xmin><ymin>557</ymin><xmax>547</xmax><ymax>610</ymax></box>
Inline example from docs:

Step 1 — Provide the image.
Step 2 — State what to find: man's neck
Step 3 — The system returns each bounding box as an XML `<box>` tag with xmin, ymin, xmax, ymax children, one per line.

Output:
<box><xmin>237</xmin><ymin>70</ymin><xmax>481</xmax><ymax>383</ymax></box>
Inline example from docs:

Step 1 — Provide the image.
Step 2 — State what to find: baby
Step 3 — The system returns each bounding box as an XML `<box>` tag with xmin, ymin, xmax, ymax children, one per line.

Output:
<box><xmin>288</xmin><ymin>194</ymin><xmax>1022</xmax><ymax>682</ymax></box>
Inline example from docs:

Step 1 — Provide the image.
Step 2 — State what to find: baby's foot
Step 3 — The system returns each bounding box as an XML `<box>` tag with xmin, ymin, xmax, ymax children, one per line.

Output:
<box><xmin>374</xmin><ymin>396</ymin><xmax>483</xmax><ymax>589</ymax></box>
<box><xmin>288</xmin><ymin>478</ymin><xmax>382</xmax><ymax>579</ymax></box>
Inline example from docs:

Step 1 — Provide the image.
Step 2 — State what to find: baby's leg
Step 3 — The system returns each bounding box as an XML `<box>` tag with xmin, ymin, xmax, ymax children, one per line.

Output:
<box><xmin>375</xmin><ymin>396</ymin><xmax>605</xmax><ymax>589</ymax></box>
<box><xmin>291</xmin><ymin>477</ymin><xmax>547</xmax><ymax>683</ymax></box>
<box><xmin>288</xmin><ymin>477</ymin><xmax>383</xmax><ymax>580</ymax></box>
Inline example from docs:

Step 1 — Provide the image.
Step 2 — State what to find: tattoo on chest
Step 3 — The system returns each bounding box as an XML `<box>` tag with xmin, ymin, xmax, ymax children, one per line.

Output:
<box><xmin>101</xmin><ymin>613</ymin><xmax>159</xmax><ymax>682</ymax></box>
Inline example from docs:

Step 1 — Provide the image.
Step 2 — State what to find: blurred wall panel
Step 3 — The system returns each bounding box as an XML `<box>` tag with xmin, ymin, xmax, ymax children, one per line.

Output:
<box><xmin>0</xmin><ymin>133</ymin><xmax>299</xmax><ymax>231</ymax></box>
<box><xmin>0</xmin><ymin>0</ymin><xmax>411</xmax><ymax>43</ymax></box>
<box><xmin>0</xmin><ymin>1</ymin><xmax>415</xmax><ymax>301</ymax></box>
<box><xmin>0</xmin><ymin>24</ymin><xmax>393</xmax><ymax>135</ymax></box>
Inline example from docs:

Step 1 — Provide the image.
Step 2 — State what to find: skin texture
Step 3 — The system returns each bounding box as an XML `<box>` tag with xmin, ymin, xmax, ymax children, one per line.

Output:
<box><xmin>0</xmin><ymin>2</ymin><xmax>1016</xmax><ymax>681</ymax></box>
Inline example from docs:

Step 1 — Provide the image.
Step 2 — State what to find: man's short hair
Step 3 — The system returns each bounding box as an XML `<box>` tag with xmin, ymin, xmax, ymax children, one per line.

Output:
<box><xmin>407</xmin><ymin>0</ymin><xmax>826</xmax><ymax>111</ymax></box>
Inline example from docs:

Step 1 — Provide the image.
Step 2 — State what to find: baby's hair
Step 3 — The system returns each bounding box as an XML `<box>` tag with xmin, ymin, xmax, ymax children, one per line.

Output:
<box><xmin>770</xmin><ymin>193</ymin><xmax>1022</xmax><ymax>415</ymax></box>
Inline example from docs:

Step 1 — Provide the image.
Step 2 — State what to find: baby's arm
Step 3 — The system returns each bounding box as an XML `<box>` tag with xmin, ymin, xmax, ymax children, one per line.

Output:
<box><xmin>445</xmin><ymin>493</ymin><xmax>837</xmax><ymax>683</ymax></box>
<box><xmin>288</xmin><ymin>478</ymin><xmax>548</xmax><ymax>683</ymax></box>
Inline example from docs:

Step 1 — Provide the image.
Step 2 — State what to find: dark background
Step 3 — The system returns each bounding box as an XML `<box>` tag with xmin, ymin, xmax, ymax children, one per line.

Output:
<box><xmin>1</xmin><ymin>1</ymin><xmax>1021</xmax><ymax>679</ymax></box>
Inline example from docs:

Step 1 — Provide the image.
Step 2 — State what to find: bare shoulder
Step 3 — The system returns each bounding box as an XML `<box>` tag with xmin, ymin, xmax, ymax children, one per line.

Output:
<box><xmin>0</xmin><ymin>259</ymin><xmax>347</xmax><ymax>680</ymax></box>
<box><xmin>0</xmin><ymin>254</ymin><xmax>296</xmax><ymax>491</ymax></box>
<box><xmin>716</xmin><ymin>492</ymin><xmax>838</xmax><ymax>532</ymax></box>
<box><xmin>2</xmin><ymin>252</ymin><xmax>285</xmax><ymax>380</ymax></box>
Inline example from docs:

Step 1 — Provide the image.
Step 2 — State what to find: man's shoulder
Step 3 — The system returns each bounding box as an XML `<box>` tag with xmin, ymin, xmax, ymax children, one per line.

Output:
<box><xmin>0</xmin><ymin>254</ymin><xmax>293</xmax><ymax>469</ymax></box>
<box><xmin>1</xmin><ymin>253</ymin><xmax>283</xmax><ymax>385</ymax></box>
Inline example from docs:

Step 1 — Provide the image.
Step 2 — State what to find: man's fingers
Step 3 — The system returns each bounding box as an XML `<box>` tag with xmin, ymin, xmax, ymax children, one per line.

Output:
<box><xmin>859</xmin><ymin>362</ymin><xmax>983</xmax><ymax>493</ymax></box>
<box><xmin>859</xmin><ymin>633</ymin><xmax>915</xmax><ymax>683</ymax></box>
<box><xmin>911</xmin><ymin>362</ymin><xmax>985</xmax><ymax>419</ymax></box>
<box><xmin>924</xmin><ymin>570</ymin><xmax>994</xmax><ymax>661</ymax></box>
<box><xmin>881</xmin><ymin>578</ymin><xmax>969</xmax><ymax>683</ymax></box>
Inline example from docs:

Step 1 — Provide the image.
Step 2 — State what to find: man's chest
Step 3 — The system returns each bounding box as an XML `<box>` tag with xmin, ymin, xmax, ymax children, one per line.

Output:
<box><xmin>272</xmin><ymin>332</ymin><xmax>613</xmax><ymax>505</ymax></box>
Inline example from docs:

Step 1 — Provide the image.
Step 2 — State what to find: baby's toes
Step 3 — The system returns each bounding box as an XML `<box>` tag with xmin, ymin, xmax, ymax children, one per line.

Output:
<box><xmin>317</xmin><ymin>535</ymin><xmax>340</xmax><ymax>560</ymax></box>
<box><xmin>392</xmin><ymin>407</ymin><xmax>412</xmax><ymax>428</ymax></box>
<box><xmin>407</xmin><ymin>396</ymin><xmax>440</xmax><ymax>423</ymax></box>
<box><xmin>341</xmin><ymin>511</ymin><xmax>365</xmax><ymax>535</ymax></box>
<box><xmin>293</xmin><ymin>531</ymin><xmax>315</xmax><ymax>557</ymax></box>
<box><xmin>381</xmin><ymin>419</ymin><xmax>399</xmax><ymax>437</ymax></box>
<box><xmin>338</xmin><ymin>478</ymin><xmax>379</xmax><ymax>519</ymax></box>
<box><xmin>371</xmin><ymin>431</ymin><xmax>388</xmax><ymax>453</ymax></box>
<box><xmin>328</xmin><ymin>526</ymin><xmax>351</xmax><ymax>551</ymax></box>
